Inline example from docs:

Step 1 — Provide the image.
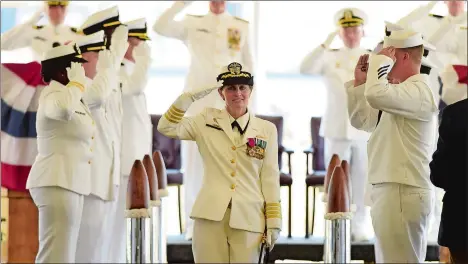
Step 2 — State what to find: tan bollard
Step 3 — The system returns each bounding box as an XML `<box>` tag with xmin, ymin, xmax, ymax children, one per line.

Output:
<box><xmin>340</xmin><ymin>160</ymin><xmax>352</xmax><ymax>210</ymax></box>
<box><xmin>151</xmin><ymin>151</ymin><xmax>168</xmax><ymax>263</ymax></box>
<box><xmin>142</xmin><ymin>154</ymin><xmax>160</xmax><ymax>263</ymax></box>
<box><xmin>324</xmin><ymin>165</ymin><xmax>352</xmax><ymax>263</ymax></box>
<box><xmin>126</xmin><ymin>160</ymin><xmax>150</xmax><ymax>263</ymax></box>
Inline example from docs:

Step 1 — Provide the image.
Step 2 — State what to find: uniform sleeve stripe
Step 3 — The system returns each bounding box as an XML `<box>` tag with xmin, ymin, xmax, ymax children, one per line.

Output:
<box><xmin>164</xmin><ymin>112</ymin><xmax>180</xmax><ymax>124</ymax></box>
<box><xmin>378</xmin><ymin>71</ymin><xmax>387</xmax><ymax>79</ymax></box>
<box><xmin>170</xmin><ymin>105</ymin><xmax>185</xmax><ymax>115</ymax></box>
<box><xmin>168</xmin><ymin>107</ymin><xmax>184</xmax><ymax>119</ymax></box>
<box><xmin>378</xmin><ymin>65</ymin><xmax>390</xmax><ymax>73</ymax></box>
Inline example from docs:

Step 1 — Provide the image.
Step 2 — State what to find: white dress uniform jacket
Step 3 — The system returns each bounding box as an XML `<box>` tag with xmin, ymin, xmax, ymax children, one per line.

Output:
<box><xmin>26</xmin><ymin>80</ymin><xmax>95</xmax><ymax>195</ymax></box>
<box><xmin>153</xmin><ymin>1</ymin><xmax>254</xmax><ymax>114</ymax></box>
<box><xmin>1</xmin><ymin>23</ymin><xmax>79</xmax><ymax>60</ymax></box>
<box><xmin>158</xmin><ymin>106</ymin><xmax>282</xmax><ymax>233</ymax></box>
<box><xmin>120</xmin><ymin>58</ymin><xmax>152</xmax><ymax>176</ymax></box>
<box><xmin>82</xmin><ymin>72</ymin><xmax>118</xmax><ymax>200</ymax></box>
<box><xmin>347</xmin><ymin>54</ymin><xmax>438</xmax><ymax>189</ymax></box>
<box><xmin>300</xmin><ymin>46</ymin><xmax>371</xmax><ymax>141</ymax></box>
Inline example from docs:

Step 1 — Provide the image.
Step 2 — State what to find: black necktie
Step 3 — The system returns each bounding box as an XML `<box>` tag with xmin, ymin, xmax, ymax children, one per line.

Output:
<box><xmin>231</xmin><ymin>121</ymin><xmax>245</xmax><ymax>135</ymax></box>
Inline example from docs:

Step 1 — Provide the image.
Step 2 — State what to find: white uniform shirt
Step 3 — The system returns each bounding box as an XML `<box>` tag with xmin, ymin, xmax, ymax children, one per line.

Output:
<box><xmin>300</xmin><ymin>46</ymin><xmax>371</xmax><ymax>141</ymax></box>
<box><xmin>120</xmin><ymin>58</ymin><xmax>152</xmax><ymax>176</ymax></box>
<box><xmin>26</xmin><ymin>81</ymin><xmax>96</xmax><ymax>195</ymax></box>
<box><xmin>347</xmin><ymin>55</ymin><xmax>438</xmax><ymax>189</ymax></box>
<box><xmin>153</xmin><ymin>2</ymin><xmax>254</xmax><ymax>114</ymax></box>
<box><xmin>1</xmin><ymin>23</ymin><xmax>79</xmax><ymax>61</ymax></box>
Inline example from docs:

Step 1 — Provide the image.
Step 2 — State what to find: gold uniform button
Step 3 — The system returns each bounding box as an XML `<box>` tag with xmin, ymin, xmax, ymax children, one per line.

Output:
<box><xmin>230</xmin><ymin>159</ymin><xmax>235</xmax><ymax>164</ymax></box>
<box><xmin>92</xmin><ymin>121</ymin><xmax>95</xmax><ymax>125</ymax></box>
<box><xmin>231</xmin><ymin>172</ymin><xmax>236</xmax><ymax>177</ymax></box>
<box><xmin>88</xmin><ymin>160</ymin><xmax>91</xmax><ymax>164</ymax></box>
<box><xmin>90</xmin><ymin>148</ymin><xmax>93</xmax><ymax>152</ymax></box>
<box><xmin>231</xmin><ymin>184</ymin><xmax>236</xmax><ymax>190</ymax></box>
<box><xmin>91</xmin><ymin>136</ymin><xmax>94</xmax><ymax>140</ymax></box>
<box><xmin>231</xmin><ymin>146</ymin><xmax>236</xmax><ymax>150</ymax></box>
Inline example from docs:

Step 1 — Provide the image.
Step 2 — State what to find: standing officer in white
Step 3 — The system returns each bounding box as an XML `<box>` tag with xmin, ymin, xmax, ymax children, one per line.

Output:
<box><xmin>347</xmin><ymin>28</ymin><xmax>438</xmax><ymax>263</ymax></box>
<box><xmin>158</xmin><ymin>62</ymin><xmax>280</xmax><ymax>262</ymax></box>
<box><xmin>26</xmin><ymin>44</ymin><xmax>95</xmax><ymax>263</ymax></box>
<box><xmin>299</xmin><ymin>8</ymin><xmax>372</xmax><ymax>241</ymax></box>
<box><xmin>72</xmin><ymin>29</ymin><xmax>127</xmax><ymax>262</ymax></box>
<box><xmin>153</xmin><ymin>0</ymin><xmax>255</xmax><ymax>239</ymax></box>
<box><xmin>1</xmin><ymin>0</ymin><xmax>80</xmax><ymax>60</ymax></box>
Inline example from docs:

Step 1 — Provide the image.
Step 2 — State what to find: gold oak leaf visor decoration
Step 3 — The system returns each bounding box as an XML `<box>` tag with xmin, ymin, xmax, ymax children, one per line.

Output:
<box><xmin>216</xmin><ymin>62</ymin><xmax>254</xmax><ymax>86</ymax></box>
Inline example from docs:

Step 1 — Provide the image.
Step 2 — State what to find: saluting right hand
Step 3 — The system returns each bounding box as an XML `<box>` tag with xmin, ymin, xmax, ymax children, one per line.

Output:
<box><xmin>110</xmin><ymin>25</ymin><xmax>130</xmax><ymax>68</ymax></box>
<box><xmin>27</xmin><ymin>9</ymin><xmax>44</xmax><ymax>26</ymax></box>
<box><xmin>96</xmin><ymin>49</ymin><xmax>114</xmax><ymax>72</ymax></box>
<box><xmin>322</xmin><ymin>30</ymin><xmax>339</xmax><ymax>49</ymax></box>
<box><xmin>66</xmin><ymin>62</ymin><xmax>87</xmax><ymax>90</ymax></box>
<box><xmin>354</xmin><ymin>54</ymin><xmax>369</xmax><ymax>87</ymax></box>
<box><xmin>189</xmin><ymin>81</ymin><xmax>224</xmax><ymax>101</ymax></box>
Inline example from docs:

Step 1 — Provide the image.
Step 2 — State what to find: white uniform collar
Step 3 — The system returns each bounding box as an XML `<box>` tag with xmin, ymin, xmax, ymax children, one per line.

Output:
<box><xmin>228</xmin><ymin>109</ymin><xmax>250</xmax><ymax>132</ymax></box>
<box><xmin>206</xmin><ymin>10</ymin><xmax>230</xmax><ymax>20</ymax></box>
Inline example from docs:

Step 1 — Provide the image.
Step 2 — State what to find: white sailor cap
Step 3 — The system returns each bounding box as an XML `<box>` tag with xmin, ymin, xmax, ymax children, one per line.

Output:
<box><xmin>334</xmin><ymin>8</ymin><xmax>367</xmax><ymax>28</ymax></box>
<box><xmin>75</xmin><ymin>30</ymin><xmax>106</xmax><ymax>53</ymax></box>
<box><xmin>383</xmin><ymin>29</ymin><xmax>436</xmax><ymax>51</ymax></box>
<box><xmin>79</xmin><ymin>6</ymin><xmax>121</xmax><ymax>36</ymax></box>
<box><xmin>41</xmin><ymin>44</ymin><xmax>87</xmax><ymax>81</ymax></box>
<box><xmin>45</xmin><ymin>0</ymin><xmax>69</xmax><ymax>6</ymax></box>
<box><xmin>125</xmin><ymin>18</ymin><xmax>150</xmax><ymax>41</ymax></box>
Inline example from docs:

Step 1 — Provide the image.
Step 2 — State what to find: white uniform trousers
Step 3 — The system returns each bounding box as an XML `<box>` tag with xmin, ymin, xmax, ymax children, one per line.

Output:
<box><xmin>192</xmin><ymin>207</ymin><xmax>263</xmax><ymax>263</ymax></box>
<box><xmin>30</xmin><ymin>186</ymin><xmax>84</xmax><ymax>263</ymax></box>
<box><xmin>324</xmin><ymin>138</ymin><xmax>372</xmax><ymax>238</ymax></box>
<box><xmin>370</xmin><ymin>183</ymin><xmax>434</xmax><ymax>263</ymax></box>
<box><xmin>75</xmin><ymin>193</ymin><xmax>114</xmax><ymax>262</ymax></box>
<box><xmin>182</xmin><ymin>140</ymin><xmax>205</xmax><ymax>239</ymax></box>
<box><xmin>106</xmin><ymin>176</ymin><xmax>129</xmax><ymax>262</ymax></box>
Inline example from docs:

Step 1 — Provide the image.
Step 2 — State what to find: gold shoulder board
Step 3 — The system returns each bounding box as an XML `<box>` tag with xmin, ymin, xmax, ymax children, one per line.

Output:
<box><xmin>186</xmin><ymin>14</ymin><xmax>203</xmax><ymax>18</ymax></box>
<box><xmin>70</xmin><ymin>27</ymin><xmax>78</xmax><ymax>33</ymax></box>
<box><xmin>429</xmin><ymin>13</ymin><xmax>444</xmax><ymax>19</ymax></box>
<box><xmin>33</xmin><ymin>25</ymin><xmax>45</xmax><ymax>30</ymax></box>
<box><xmin>234</xmin><ymin>16</ymin><xmax>249</xmax><ymax>23</ymax></box>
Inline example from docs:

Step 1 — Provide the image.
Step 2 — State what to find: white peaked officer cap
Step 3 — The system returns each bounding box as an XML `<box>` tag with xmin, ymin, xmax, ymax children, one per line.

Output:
<box><xmin>334</xmin><ymin>8</ymin><xmax>368</xmax><ymax>27</ymax></box>
<box><xmin>42</xmin><ymin>43</ymin><xmax>84</xmax><ymax>62</ymax></box>
<box><xmin>79</xmin><ymin>6</ymin><xmax>121</xmax><ymax>35</ymax></box>
<box><xmin>75</xmin><ymin>30</ymin><xmax>106</xmax><ymax>53</ymax></box>
<box><xmin>125</xmin><ymin>18</ymin><xmax>150</xmax><ymax>40</ymax></box>
<box><xmin>383</xmin><ymin>28</ymin><xmax>436</xmax><ymax>51</ymax></box>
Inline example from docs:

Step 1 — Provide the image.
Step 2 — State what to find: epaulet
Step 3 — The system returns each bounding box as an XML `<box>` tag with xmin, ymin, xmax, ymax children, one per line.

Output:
<box><xmin>121</xmin><ymin>62</ymin><xmax>125</xmax><ymax>66</ymax></box>
<box><xmin>429</xmin><ymin>13</ymin><xmax>444</xmax><ymax>19</ymax></box>
<box><xmin>33</xmin><ymin>25</ymin><xmax>45</xmax><ymax>30</ymax></box>
<box><xmin>186</xmin><ymin>14</ymin><xmax>203</xmax><ymax>18</ymax></box>
<box><xmin>70</xmin><ymin>27</ymin><xmax>78</xmax><ymax>33</ymax></box>
<box><xmin>233</xmin><ymin>16</ymin><xmax>249</xmax><ymax>23</ymax></box>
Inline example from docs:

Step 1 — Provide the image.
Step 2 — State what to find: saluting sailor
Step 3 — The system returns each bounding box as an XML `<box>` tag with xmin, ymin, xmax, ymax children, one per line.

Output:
<box><xmin>25</xmin><ymin>44</ymin><xmax>95</xmax><ymax>263</ymax></box>
<box><xmin>1</xmin><ymin>0</ymin><xmax>80</xmax><ymax>60</ymax></box>
<box><xmin>70</xmin><ymin>30</ymin><xmax>122</xmax><ymax>263</ymax></box>
<box><xmin>300</xmin><ymin>7</ymin><xmax>373</xmax><ymax>241</ymax></box>
<box><xmin>77</xmin><ymin>6</ymin><xmax>129</xmax><ymax>262</ymax></box>
<box><xmin>153</xmin><ymin>0</ymin><xmax>255</xmax><ymax>239</ymax></box>
<box><xmin>157</xmin><ymin>62</ymin><xmax>281</xmax><ymax>263</ymax></box>
<box><xmin>347</xmin><ymin>28</ymin><xmax>438</xmax><ymax>263</ymax></box>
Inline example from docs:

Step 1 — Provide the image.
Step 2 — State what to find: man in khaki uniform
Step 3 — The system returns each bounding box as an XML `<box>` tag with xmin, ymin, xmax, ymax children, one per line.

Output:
<box><xmin>153</xmin><ymin>0</ymin><xmax>255</xmax><ymax>239</ymax></box>
<box><xmin>158</xmin><ymin>62</ymin><xmax>280</xmax><ymax>262</ymax></box>
<box><xmin>300</xmin><ymin>7</ymin><xmax>373</xmax><ymax>241</ymax></box>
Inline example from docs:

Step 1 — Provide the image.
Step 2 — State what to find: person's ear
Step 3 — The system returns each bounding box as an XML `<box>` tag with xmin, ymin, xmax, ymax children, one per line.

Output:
<box><xmin>403</xmin><ymin>52</ymin><xmax>410</xmax><ymax>61</ymax></box>
<box><xmin>218</xmin><ymin>88</ymin><xmax>225</xmax><ymax>101</ymax></box>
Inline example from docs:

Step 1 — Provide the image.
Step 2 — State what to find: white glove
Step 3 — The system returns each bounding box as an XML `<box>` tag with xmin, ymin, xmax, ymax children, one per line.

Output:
<box><xmin>189</xmin><ymin>81</ymin><xmax>224</xmax><ymax>101</ymax></box>
<box><xmin>180</xmin><ymin>1</ymin><xmax>193</xmax><ymax>5</ymax></box>
<box><xmin>66</xmin><ymin>62</ymin><xmax>87</xmax><ymax>90</ymax></box>
<box><xmin>27</xmin><ymin>9</ymin><xmax>44</xmax><ymax>26</ymax></box>
<box><xmin>110</xmin><ymin>25</ymin><xmax>129</xmax><ymax>69</ymax></box>
<box><xmin>96</xmin><ymin>49</ymin><xmax>114</xmax><ymax>72</ymax></box>
<box><xmin>322</xmin><ymin>30</ymin><xmax>338</xmax><ymax>49</ymax></box>
<box><xmin>133</xmin><ymin>42</ymin><xmax>152</xmax><ymax>68</ymax></box>
<box><xmin>266</xmin><ymin>228</ymin><xmax>280</xmax><ymax>251</ymax></box>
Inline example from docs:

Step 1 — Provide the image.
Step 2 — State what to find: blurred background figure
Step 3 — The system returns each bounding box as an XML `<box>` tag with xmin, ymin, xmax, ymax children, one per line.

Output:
<box><xmin>300</xmin><ymin>7</ymin><xmax>373</xmax><ymax>242</ymax></box>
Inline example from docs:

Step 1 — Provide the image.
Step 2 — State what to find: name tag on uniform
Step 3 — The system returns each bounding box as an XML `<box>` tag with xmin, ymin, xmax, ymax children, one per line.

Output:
<box><xmin>246</xmin><ymin>137</ymin><xmax>267</xmax><ymax>160</ymax></box>
<box><xmin>75</xmin><ymin>111</ymin><xmax>86</xmax><ymax>115</ymax></box>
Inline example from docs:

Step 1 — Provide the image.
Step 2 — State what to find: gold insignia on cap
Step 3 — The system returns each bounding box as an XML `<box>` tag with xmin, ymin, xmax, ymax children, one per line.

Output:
<box><xmin>228</xmin><ymin>62</ymin><xmax>242</xmax><ymax>75</ymax></box>
<box><xmin>344</xmin><ymin>10</ymin><xmax>353</xmax><ymax>20</ymax></box>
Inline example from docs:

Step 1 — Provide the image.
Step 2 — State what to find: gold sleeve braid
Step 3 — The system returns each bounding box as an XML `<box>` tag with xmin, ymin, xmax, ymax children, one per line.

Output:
<box><xmin>265</xmin><ymin>202</ymin><xmax>281</xmax><ymax>220</ymax></box>
<box><xmin>163</xmin><ymin>104</ymin><xmax>185</xmax><ymax>124</ymax></box>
